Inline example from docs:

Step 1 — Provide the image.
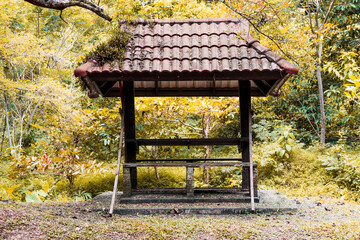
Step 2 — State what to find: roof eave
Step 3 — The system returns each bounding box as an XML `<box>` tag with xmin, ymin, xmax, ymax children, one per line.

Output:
<box><xmin>247</xmin><ymin>37</ymin><xmax>299</xmax><ymax>75</ymax></box>
<box><xmin>85</xmin><ymin>70</ymin><xmax>286</xmax><ymax>82</ymax></box>
<box><xmin>74</xmin><ymin>60</ymin><xmax>97</xmax><ymax>77</ymax></box>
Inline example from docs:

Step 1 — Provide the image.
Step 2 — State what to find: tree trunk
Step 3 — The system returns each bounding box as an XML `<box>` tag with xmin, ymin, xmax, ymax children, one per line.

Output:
<box><xmin>18</xmin><ymin>113</ymin><xmax>26</xmax><ymax>148</ymax></box>
<box><xmin>67</xmin><ymin>174</ymin><xmax>74</xmax><ymax>192</ymax></box>
<box><xmin>1</xmin><ymin>111</ymin><xmax>6</xmax><ymax>154</ymax></box>
<box><xmin>3</xmin><ymin>94</ymin><xmax>13</xmax><ymax>149</ymax></box>
<box><xmin>203</xmin><ymin>113</ymin><xmax>211</xmax><ymax>184</ymax></box>
<box><xmin>315</xmin><ymin>41</ymin><xmax>326</xmax><ymax>145</ymax></box>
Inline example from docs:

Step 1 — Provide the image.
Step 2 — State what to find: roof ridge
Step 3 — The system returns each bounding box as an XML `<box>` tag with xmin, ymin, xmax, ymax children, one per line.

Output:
<box><xmin>120</xmin><ymin>18</ymin><xmax>244</xmax><ymax>24</ymax></box>
<box><xmin>123</xmin><ymin>56</ymin><xmax>268</xmax><ymax>61</ymax></box>
<box><xmin>247</xmin><ymin>37</ymin><xmax>298</xmax><ymax>75</ymax></box>
<box><xmin>134</xmin><ymin>32</ymin><xmax>241</xmax><ymax>37</ymax></box>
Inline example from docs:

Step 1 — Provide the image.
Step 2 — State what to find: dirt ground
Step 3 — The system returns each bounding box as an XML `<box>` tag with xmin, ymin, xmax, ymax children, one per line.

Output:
<box><xmin>1</xmin><ymin>196</ymin><xmax>360</xmax><ymax>239</ymax></box>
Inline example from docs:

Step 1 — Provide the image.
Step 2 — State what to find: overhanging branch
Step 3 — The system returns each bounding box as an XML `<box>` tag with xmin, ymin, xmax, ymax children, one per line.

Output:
<box><xmin>24</xmin><ymin>0</ymin><xmax>112</xmax><ymax>21</ymax></box>
<box><xmin>217</xmin><ymin>0</ymin><xmax>296</xmax><ymax>63</ymax></box>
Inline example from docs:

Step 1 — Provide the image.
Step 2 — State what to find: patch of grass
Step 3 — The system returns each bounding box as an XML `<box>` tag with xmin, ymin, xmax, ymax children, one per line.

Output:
<box><xmin>1</xmin><ymin>199</ymin><xmax>360</xmax><ymax>239</ymax></box>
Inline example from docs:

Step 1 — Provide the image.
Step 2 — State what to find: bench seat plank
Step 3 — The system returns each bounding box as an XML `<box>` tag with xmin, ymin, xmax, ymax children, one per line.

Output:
<box><xmin>136</xmin><ymin>158</ymin><xmax>242</xmax><ymax>162</ymax></box>
<box><xmin>123</xmin><ymin>162</ymin><xmax>256</xmax><ymax>168</ymax></box>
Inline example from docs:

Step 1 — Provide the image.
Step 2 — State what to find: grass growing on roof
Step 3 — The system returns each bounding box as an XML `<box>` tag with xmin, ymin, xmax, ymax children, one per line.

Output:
<box><xmin>84</xmin><ymin>29</ymin><xmax>131</xmax><ymax>66</ymax></box>
<box><xmin>76</xmin><ymin>28</ymin><xmax>132</xmax><ymax>91</ymax></box>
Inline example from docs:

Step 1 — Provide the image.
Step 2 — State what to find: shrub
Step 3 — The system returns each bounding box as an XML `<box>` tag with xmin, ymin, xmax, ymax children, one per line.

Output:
<box><xmin>137</xmin><ymin>167</ymin><xmax>187</xmax><ymax>188</ymax></box>
<box><xmin>319</xmin><ymin>144</ymin><xmax>360</xmax><ymax>200</ymax></box>
<box><xmin>74</xmin><ymin>172</ymin><xmax>116</xmax><ymax>197</ymax></box>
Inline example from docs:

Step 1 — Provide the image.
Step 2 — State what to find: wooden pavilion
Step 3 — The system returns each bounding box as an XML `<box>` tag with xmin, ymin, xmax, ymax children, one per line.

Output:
<box><xmin>75</xmin><ymin>18</ymin><xmax>298</xmax><ymax>201</ymax></box>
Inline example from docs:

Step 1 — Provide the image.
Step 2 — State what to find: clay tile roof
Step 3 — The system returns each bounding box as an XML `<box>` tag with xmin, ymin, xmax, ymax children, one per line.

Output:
<box><xmin>75</xmin><ymin>18</ymin><xmax>298</xmax><ymax>98</ymax></box>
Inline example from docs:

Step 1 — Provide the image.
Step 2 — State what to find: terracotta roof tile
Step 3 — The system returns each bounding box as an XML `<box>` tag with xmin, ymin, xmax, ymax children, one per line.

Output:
<box><xmin>75</xmin><ymin>18</ymin><xmax>298</xmax><ymax>97</ymax></box>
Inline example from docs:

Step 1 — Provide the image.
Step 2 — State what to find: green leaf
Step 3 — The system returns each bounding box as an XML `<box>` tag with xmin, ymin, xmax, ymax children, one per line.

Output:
<box><xmin>25</xmin><ymin>191</ymin><xmax>42</xmax><ymax>202</ymax></box>
<box><xmin>344</xmin><ymin>92</ymin><xmax>352</xmax><ymax>98</ymax></box>
<box><xmin>37</xmin><ymin>190</ymin><xmax>47</xmax><ymax>197</ymax></box>
<box><xmin>5</xmin><ymin>184</ymin><xmax>21</xmax><ymax>197</ymax></box>
<box><xmin>279</xmin><ymin>149</ymin><xmax>285</xmax><ymax>157</ymax></box>
<box><xmin>285</xmin><ymin>144</ymin><xmax>292</xmax><ymax>152</ymax></box>
<box><xmin>289</xmin><ymin>133</ymin><xmax>295</xmax><ymax>140</ymax></box>
<box><xmin>355</xmin><ymin>80</ymin><xmax>360</xmax><ymax>89</ymax></box>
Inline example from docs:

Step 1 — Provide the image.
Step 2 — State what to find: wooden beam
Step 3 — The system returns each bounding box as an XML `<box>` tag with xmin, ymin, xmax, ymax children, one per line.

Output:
<box><xmin>134</xmin><ymin>138</ymin><xmax>249</xmax><ymax>146</ymax></box>
<box><xmin>252</xmin><ymin>80</ymin><xmax>271</xmax><ymax>96</ymax></box>
<box><xmin>100</xmin><ymin>81</ymin><xmax>117</xmax><ymax>96</ymax></box>
<box><xmin>123</xmin><ymin>162</ymin><xmax>256</xmax><ymax>167</ymax></box>
<box><xmin>88</xmin><ymin>70</ymin><xmax>285</xmax><ymax>82</ymax></box>
<box><xmin>136</xmin><ymin>158</ymin><xmax>242</xmax><ymax>162</ymax></box>
<box><xmin>106</xmin><ymin>89</ymin><xmax>265</xmax><ymax>97</ymax></box>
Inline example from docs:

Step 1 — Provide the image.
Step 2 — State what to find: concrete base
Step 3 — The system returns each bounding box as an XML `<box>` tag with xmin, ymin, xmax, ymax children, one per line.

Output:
<box><xmin>112</xmin><ymin>206</ymin><xmax>296</xmax><ymax>215</ymax></box>
<box><xmin>93</xmin><ymin>191</ymin><xmax>123</xmax><ymax>203</ymax></box>
<box><xmin>120</xmin><ymin>192</ymin><xmax>259</xmax><ymax>204</ymax></box>
<box><xmin>93</xmin><ymin>190</ymin><xmax>297</xmax><ymax>215</ymax></box>
<box><xmin>119</xmin><ymin>197</ymin><xmax>260</xmax><ymax>204</ymax></box>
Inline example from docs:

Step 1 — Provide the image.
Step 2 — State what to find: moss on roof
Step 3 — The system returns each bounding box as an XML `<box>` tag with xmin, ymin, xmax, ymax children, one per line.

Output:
<box><xmin>77</xmin><ymin>29</ymin><xmax>132</xmax><ymax>91</ymax></box>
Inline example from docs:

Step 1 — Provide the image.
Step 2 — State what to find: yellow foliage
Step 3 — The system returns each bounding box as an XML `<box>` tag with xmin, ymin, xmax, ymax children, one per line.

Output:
<box><xmin>4</xmin><ymin>184</ymin><xmax>21</xmax><ymax>200</ymax></box>
<box><xmin>137</xmin><ymin>0</ymin><xmax>229</xmax><ymax>19</ymax></box>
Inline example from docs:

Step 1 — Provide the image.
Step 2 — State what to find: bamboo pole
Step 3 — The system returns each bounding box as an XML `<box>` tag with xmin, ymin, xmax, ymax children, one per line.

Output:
<box><xmin>109</xmin><ymin>109</ymin><xmax>124</xmax><ymax>216</ymax></box>
<box><xmin>109</xmin><ymin>81</ymin><xmax>125</xmax><ymax>216</ymax></box>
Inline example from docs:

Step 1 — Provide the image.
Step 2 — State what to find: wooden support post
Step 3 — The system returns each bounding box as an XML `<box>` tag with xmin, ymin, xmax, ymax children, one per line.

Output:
<box><xmin>239</xmin><ymin>80</ymin><xmax>251</xmax><ymax>190</ymax></box>
<box><xmin>186</xmin><ymin>167</ymin><xmax>195</xmax><ymax>197</ymax></box>
<box><xmin>123</xmin><ymin>81</ymin><xmax>137</xmax><ymax>196</ymax></box>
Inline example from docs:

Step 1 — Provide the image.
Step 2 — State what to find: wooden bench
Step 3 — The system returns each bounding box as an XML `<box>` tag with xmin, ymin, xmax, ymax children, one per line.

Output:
<box><xmin>123</xmin><ymin>159</ymin><xmax>257</xmax><ymax>197</ymax></box>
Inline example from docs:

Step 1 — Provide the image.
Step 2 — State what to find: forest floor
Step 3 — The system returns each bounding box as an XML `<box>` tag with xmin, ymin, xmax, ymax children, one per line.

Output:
<box><xmin>1</xmin><ymin>196</ymin><xmax>360</xmax><ymax>239</ymax></box>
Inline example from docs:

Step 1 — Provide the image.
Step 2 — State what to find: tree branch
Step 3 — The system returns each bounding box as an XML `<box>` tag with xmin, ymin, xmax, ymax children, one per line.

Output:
<box><xmin>217</xmin><ymin>0</ymin><xmax>296</xmax><ymax>63</ymax></box>
<box><xmin>150</xmin><ymin>117</ymin><xmax>202</xmax><ymax>131</ymax></box>
<box><xmin>321</xmin><ymin>0</ymin><xmax>335</xmax><ymax>29</ymax></box>
<box><xmin>24</xmin><ymin>0</ymin><xmax>112</xmax><ymax>21</ymax></box>
<box><xmin>314</xmin><ymin>0</ymin><xmax>320</xmax><ymax>30</ymax></box>
<box><xmin>306</xmin><ymin>0</ymin><xmax>315</xmax><ymax>34</ymax></box>
<box><xmin>169</xmin><ymin>131</ymin><xmax>203</xmax><ymax>137</ymax></box>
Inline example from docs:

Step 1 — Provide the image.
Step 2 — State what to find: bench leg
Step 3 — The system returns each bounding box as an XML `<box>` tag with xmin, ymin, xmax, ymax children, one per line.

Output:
<box><xmin>186</xmin><ymin>167</ymin><xmax>194</xmax><ymax>197</ymax></box>
<box><xmin>123</xmin><ymin>167</ymin><xmax>132</xmax><ymax>197</ymax></box>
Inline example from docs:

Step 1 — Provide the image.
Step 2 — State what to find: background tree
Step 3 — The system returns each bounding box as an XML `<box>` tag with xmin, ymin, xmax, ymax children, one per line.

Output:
<box><xmin>136</xmin><ymin>97</ymin><xmax>238</xmax><ymax>184</ymax></box>
<box><xmin>1</xmin><ymin>0</ymin><xmax>360</xmax><ymax>201</ymax></box>
<box><xmin>302</xmin><ymin>0</ymin><xmax>336</xmax><ymax>145</ymax></box>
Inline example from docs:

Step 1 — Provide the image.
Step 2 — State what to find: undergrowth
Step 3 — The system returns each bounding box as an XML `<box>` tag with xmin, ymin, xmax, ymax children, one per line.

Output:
<box><xmin>1</xmin><ymin>142</ymin><xmax>360</xmax><ymax>202</ymax></box>
<box><xmin>254</xmin><ymin>143</ymin><xmax>360</xmax><ymax>200</ymax></box>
